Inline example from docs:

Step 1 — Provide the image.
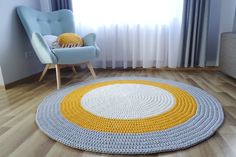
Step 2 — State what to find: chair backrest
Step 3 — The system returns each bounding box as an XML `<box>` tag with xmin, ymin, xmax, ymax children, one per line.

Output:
<box><xmin>16</xmin><ymin>6</ymin><xmax>76</xmax><ymax>64</ymax></box>
<box><xmin>17</xmin><ymin>6</ymin><xmax>75</xmax><ymax>38</ymax></box>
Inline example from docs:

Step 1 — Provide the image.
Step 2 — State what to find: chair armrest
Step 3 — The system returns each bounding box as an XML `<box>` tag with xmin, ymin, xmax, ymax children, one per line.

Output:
<box><xmin>83</xmin><ymin>33</ymin><xmax>101</xmax><ymax>57</ymax></box>
<box><xmin>83</xmin><ymin>33</ymin><xmax>96</xmax><ymax>46</ymax></box>
<box><xmin>31</xmin><ymin>32</ymin><xmax>57</xmax><ymax>64</ymax></box>
<box><xmin>94</xmin><ymin>43</ymin><xmax>101</xmax><ymax>57</ymax></box>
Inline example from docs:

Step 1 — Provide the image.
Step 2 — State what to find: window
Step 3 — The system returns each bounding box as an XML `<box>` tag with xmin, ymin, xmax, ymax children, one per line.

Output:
<box><xmin>72</xmin><ymin>0</ymin><xmax>183</xmax><ymax>26</ymax></box>
<box><xmin>72</xmin><ymin>0</ymin><xmax>184</xmax><ymax>68</ymax></box>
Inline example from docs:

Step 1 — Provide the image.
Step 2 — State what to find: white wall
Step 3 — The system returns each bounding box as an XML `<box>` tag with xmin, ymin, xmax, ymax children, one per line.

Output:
<box><xmin>216</xmin><ymin>0</ymin><xmax>236</xmax><ymax>65</ymax></box>
<box><xmin>40</xmin><ymin>0</ymin><xmax>51</xmax><ymax>12</ymax></box>
<box><xmin>0</xmin><ymin>0</ymin><xmax>43</xmax><ymax>85</ymax></box>
<box><xmin>0</xmin><ymin>66</ymin><xmax>4</xmax><ymax>86</ymax></box>
<box><xmin>219</xmin><ymin>0</ymin><xmax>236</xmax><ymax>32</ymax></box>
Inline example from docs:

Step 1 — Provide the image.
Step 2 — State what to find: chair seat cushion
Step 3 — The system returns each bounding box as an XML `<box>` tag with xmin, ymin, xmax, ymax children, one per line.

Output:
<box><xmin>52</xmin><ymin>46</ymin><xmax>97</xmax><ymax>64</ymax></box>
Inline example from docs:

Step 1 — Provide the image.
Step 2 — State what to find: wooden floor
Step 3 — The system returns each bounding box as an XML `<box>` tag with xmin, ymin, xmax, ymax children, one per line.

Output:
<box><xmin>0</xmin><ymin>68</ymin><xmax>236</xmax><ymax>157</ymax></box>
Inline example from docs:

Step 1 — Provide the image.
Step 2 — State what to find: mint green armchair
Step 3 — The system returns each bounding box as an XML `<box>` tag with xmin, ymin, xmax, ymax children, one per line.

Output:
<box><xmin>17</xmin><ymin>6</ymin><xmax>100</xmax><ymax>89</ymax></box>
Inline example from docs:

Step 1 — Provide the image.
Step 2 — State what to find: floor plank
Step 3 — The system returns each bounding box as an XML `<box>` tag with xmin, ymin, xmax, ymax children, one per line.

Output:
<box><xmin>0</xmin><ymin>69</ymin><xmax>236</xmax><ymax>157</ymax></box>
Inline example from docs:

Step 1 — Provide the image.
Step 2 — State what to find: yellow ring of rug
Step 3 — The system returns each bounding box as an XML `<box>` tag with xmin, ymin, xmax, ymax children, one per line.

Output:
<box><xmin>61</xmin><ymin>80</ymin><xmax>197</xmax><ymax>133</ymax></box>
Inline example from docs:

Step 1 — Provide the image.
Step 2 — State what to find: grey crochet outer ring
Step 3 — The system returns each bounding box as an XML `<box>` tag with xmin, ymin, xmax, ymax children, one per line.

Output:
<box><xmin>36</xmin><ymin>77</ymin><xmax>224</xmax><ymax>154</ymax></box>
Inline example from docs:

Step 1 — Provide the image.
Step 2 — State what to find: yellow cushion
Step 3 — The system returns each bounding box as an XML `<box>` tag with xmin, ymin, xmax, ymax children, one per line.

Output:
<box><xmin>57</xmin><ymin>33</ymin><xmax>83</xmax><ymax>48</ymax></box>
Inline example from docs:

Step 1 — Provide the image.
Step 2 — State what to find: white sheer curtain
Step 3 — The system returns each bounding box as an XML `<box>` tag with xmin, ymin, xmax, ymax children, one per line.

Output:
<box><xmin>72</xmin><ymin>0</ymin><xmax>184</xmax><ymax>68</ymax></box>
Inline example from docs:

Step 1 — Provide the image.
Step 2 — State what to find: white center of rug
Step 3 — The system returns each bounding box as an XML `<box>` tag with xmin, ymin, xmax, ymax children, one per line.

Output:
<box><xmin>81</xmin><ymin>84</ymin><xmax>175</xmax><ymax>119</ymax></box>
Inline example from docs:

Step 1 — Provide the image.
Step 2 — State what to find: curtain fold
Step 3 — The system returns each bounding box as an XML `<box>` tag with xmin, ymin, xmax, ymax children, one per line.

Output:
<box><xmin>72</xmin><ymin>0</ymin><xmax>184</xmax><ymax>69</ymax></box>
<box><xmin>180</xmin><ymin>0</ymin><xmax>210</xmax><ymax>67</ymax></box>
<box><xmin>51</xmin><ymin>0</ymin><xmax>72</xmax><ymax>11</ymax></box>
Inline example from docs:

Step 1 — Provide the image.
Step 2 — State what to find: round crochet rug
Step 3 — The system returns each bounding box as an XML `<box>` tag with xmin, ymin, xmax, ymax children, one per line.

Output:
<box><xmin>36</xmin><ymin>77</ymin><xmax>224</xmax><ymax>154</ymax></box>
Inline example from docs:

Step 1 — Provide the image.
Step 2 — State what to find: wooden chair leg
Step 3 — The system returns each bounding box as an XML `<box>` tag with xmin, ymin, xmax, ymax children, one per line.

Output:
<box><xmin>72</xmin><ymin>65</ymin><xmax>77</xmax><ymax>74</ymax></box>
<box><xmin>39</xmin><ymin>64</ymin><xmax>49</xmax><ymax>82</ymax></box>
<box><xmin>87</xmin><ymin>61</ymin><xmax>96</xmax><ymax>79</ymax></box>
<box><xmin>55</xmin><ymin>64</ymin><xmax>61</xmax><ymax>90</ymax></box>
